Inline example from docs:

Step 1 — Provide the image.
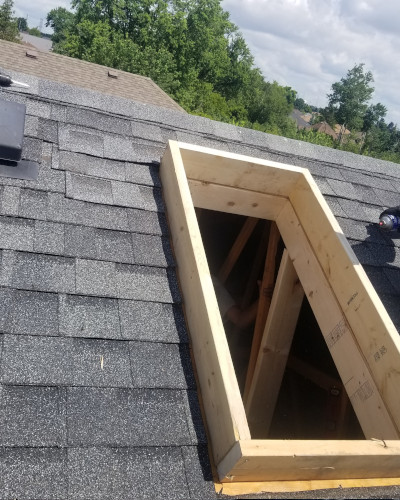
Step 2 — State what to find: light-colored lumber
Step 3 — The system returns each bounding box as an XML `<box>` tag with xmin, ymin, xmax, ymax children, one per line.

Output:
<box><xmin>276</xmin><ymin>201</ymin><xmax>399</xmax><ymax>439</ymax></box>
<box><xmin>188</xmin><ymin>179</ymin><xmax>286</xmax><ymax>220</ymax></box>
<box><xmin>245</xmin><ymin>250</ymin><xmax>304</xmax><ymax>437</ymax></box>
<box><xmin>218</xmin><ymin>217</ymin><xmax>258</xmax><ymax>284</ymax></box>
<box><xmin>218</xmin><ymin>439</ymin><xmax>400</xmax><ymax>482</ymax></box>
<box><xmin>290</xmin><ymin>171</ymin><xmax>400</xmax><ymax>431</ymax></box>
<box><xmin>243</xmin><ymin>222</ymin><xmax>280</xmax><ymax>402</ymax></box>
<box><xmin>162</xmin><ymin>141</ymin><xmax>400</xmax><ymax>485</ymax></box>
<box><xmin>179</xmin><ymin>142</ymin><xmax>303</xmax><ymax>197</ymax></box>
<box><xmin>240</xmin><ymin>221</ymin><xmax>270</xmax><ymax>309</ymax></box>
<box><xmin>160</xmin><ymin>141</ymin><xmax>250</xmax><ymax>464</ymax></box>
<box><xmin>217</xmin><ymin>476</ymin><xmax>400</xmax><ymax>495</ymax></box>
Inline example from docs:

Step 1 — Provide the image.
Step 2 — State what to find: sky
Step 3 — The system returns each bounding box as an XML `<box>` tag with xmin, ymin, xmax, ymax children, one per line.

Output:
<box><xmin>12</xmin><ymin>0</ymin><xmax>400</xmax><ymax>125</ymax></box>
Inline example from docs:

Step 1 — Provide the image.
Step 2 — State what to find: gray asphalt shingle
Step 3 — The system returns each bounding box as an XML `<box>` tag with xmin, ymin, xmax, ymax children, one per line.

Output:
<box><xmin>67</xmin><ymin>387</ymin><xmax>192</xmax><ymax>446</ymax></box>
<box><xmin>68</xmin><ymin>447</ymin><xmax>190</xmax><ymax>500</ymax></box>
<box><xmin>19</xmin><ymin>188</ymin><xmax>48</xmax><ymax>219</ymax></box>
<box><xmin>129</xmin><ymin>341</ymin><xmax>195</xmax><ymax>389</ymax></box>
<box><xmin>0</xmin><ymin>385</ymin><xmax>66</xmax><ymax>446</ymax></box>
<box><xmin>0</xmin><ymin>216</ymin><xmax>35</xmax><ymax>252</ymax></box>
<box><xmin>59</xmin><ymin>294</ymin><xmax>121</xmax><ymax>339</ymax></box>
<box><xmin>0</xmin><ymin>448</ymin><xmax>68</xmax><ymax>500</ymax></box>
<box><xmin>49</xmin><ymin>192</ymin><xmax>131</xmax><ymax>231</ymax></box>
<box><xmin>0</xmin><ymin>288</ymin><xmax>59</xmax><ymax>336</ymax></box>
<box><xmin>0</xmin><ymin>186</ymin><xmax>20</xmax><ymax>216</ymax></box>
<box><xmin>65</xmin><ymin>225</ymin><xmax>134</xmax><ymax>264</ymax></box>
<box><xmin>115</xmin><ymin>263</ymin><xmax>176</xmax><ymax>302</ymax></box>
<box><xmin>119</xmin><ymin>300</ymin><xmax>187</xmax><ymax>343</ymax></box>
<box><xmin>59</xmin><ymin>124</ymin><xmax>105</xmax><ymax>157</ymax></box>
<box><xmin>2</xmin><ymin>67</ymin><xmax>400</xmax><ymax>500</ymax></box>
<box><xmin>34</xmin><ymin>220</ymin><xmax>65</xmax><ymax>254</ymax></box>
<box><xmin>1</xmin><ymin>335</ymin><xmax>133</xmax><ymax>387</ymax></box>
<box><xmin>0</xmin><ymin>250</ymin><xmax>75</xmax><ymax>293</ymax></box>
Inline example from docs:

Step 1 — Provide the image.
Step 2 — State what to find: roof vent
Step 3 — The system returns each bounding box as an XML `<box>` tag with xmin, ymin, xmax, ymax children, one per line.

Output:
<box><xmin>0</xmin><ymin>98</ymin><xmax>38</xmax><ymax>180</ymax></box>
<box><xmin>26</xmin><ymin>49</ymin><xmax>38</xmax><ymax>59</ymax></box>
<box><xmin>108</xmin><ymin>70</ymin><xmax>118</xmax><ymax>79</ymax></box>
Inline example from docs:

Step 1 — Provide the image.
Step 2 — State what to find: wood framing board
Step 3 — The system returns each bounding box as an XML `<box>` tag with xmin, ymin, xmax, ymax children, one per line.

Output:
<box><xmin>240</xmin><ymin>221</ymin><xmax>270</xmax><ymax>309</ymax></box>
<box><xmin>160</xmin><ymin>141</ymin><xmax>250</xmax><ymax>463</ymax></box>
<box><xmin>276</xmin><ymin>201</ymin><xmax>399</xmax><ymax>439</ymax></box>
<box><xmin>178</xmin><ymin>142</ymin><xmax>303</xmax><ymax>197</ymax></box>
<box><xmin>243</xmin><ymin>222</ymin><xmax>280</xmax><ymax>402</ymax></box>
<box><xmin>188</xmin><ymin>179</ymin><xmax>287</xmax><ymax>220</ymax></box>
<box><xmin>218</xmin><ymin>439</ymin><xmax>400</xmax><ymax>482</ymax></box>
<box><xmin>245</xmin><ymin>250</ymin><xmax>304</xmax><ymax>437</ymax></box>
<box><xmin>290</xmin><ymin>172</ymin><xmax>400</xmax><ymax>432</ymax></box>
<box><xmin>218</xmin><ymin>217</ymin><xmax>258</xmax><ymax>283</ymax></box>
<box><xmin>217</xmin><ymin>477</ymin><xmax>400</xmax><ymax>496</ymax></box>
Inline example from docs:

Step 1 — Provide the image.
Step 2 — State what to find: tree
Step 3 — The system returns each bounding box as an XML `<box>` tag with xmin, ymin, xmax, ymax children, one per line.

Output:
<box><xmin>294</xmin><ymin>97</ymin><xmax>312</xmax><ymax>113</ymax></box>
<box><xmin>327</xmin><ymin>63</ymin><xmax>374</xmax><ymax>139</ymax></box>
<box><xmin>0</xmin><ymin>0</ymin><xmax>20</xmax><ymax>42</ymax></box>
<box><xmin>48</xmin><ymin>0</ymin><xmax>297</xmax><ymax>131</ymax></box>
<box><xmin>28</xmin><ymin>27</ymin><xmax>41</xmax><ymax>36</ymax></box>
<box><xmin>17</xmin><ymin>16</ymin><xmax>27</xmax><ymax>31</ymax></box>
<box><xmin>359</xmin><ymin>102</ymin><xmax>387</xmax><ymax>152</ymax></box>
<box><xmin>46</xmin><ymin>7</ymin><xmax>75</xmax><ymax>46</ymax></box>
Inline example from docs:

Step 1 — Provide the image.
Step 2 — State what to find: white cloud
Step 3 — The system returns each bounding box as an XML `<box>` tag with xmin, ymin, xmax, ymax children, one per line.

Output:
<box><xmin>13</xmin><ymin>0</ymin><xmax>72</xmax><ymax>32</ymax></box>
<box><xmin>10</xmin><ymin>0</ymin><xmax>400</xmax><ymax>124</ymax></box>
<box><xmin>222</xmin><ymin>0</ymin><xmax>400</xmax><ymax>124</ymax></box>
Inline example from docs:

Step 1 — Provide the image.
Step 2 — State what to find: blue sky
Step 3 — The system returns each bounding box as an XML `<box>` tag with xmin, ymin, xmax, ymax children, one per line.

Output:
<box><xmin>12</xmin><ymin>0</ymin><xmax>400</xmax><ymax>125</ymax></box>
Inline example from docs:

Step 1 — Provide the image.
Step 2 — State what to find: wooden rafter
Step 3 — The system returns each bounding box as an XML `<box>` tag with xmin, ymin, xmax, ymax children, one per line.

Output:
<box><xmin>217</xmin><ymin>217</ymin><xmax>258</xmax><ymax>284</ymax></box>
<box><xmin>245</xmin><ymin>250</ymin><xmax>304</xmax><ymax>437</ymax></box>
<box><xmin>243</xmin><ymin>222</ymin><xmax>280</xmax><ymax>403</ymax></box>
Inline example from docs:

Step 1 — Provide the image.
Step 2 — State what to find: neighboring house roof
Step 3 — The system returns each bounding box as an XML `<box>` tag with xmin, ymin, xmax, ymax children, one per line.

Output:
<box><xmin>1</xmin><ymin>62</ymin><xmax>400</xmax><ymax>499</ymax></box>
<box><xmin>311</xmin><ymin>121</ymin><xmax>338</xmax><ymax>139</ymax></box>
<box><xmin>0</xmin><ymin>40</ymin><xmax>185</xmax><ymax>112</ymax></box>
<box><xmin>20</xmin><ymin>33</ymin><xmax>53</xmax><ymax>52</ymax></box>
<box><xmin>334</xmin><ymin>123</ymin><xmax>351</xmax><ymax>135</ymax></box>
<box><xmin>290</xmin><ymin>109</ymin><xmax>311</xmax><ymax>129</ymax></box>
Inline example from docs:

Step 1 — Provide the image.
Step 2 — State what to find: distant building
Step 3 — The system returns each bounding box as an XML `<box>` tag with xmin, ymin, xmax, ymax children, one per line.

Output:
<box><xmin>290</xmin><ymin>109</ymin><xmax>311</xmax><ymax>129</ymax></box>
<box><xmin>311</xmin><ymin>121</ymin><xmax>338</xmax><ymax>140</ymax></box>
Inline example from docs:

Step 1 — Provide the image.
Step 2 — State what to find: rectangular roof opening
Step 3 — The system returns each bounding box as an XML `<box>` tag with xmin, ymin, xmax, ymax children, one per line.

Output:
<box><xmin>160</xmin><ymin>140</ymin><xmax>400</xmax><ymax>491</ymax></box>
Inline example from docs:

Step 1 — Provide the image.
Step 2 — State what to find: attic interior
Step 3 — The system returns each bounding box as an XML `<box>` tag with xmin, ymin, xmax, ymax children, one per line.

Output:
<box><xmin>196</xmin><ymin>208</ymin><xmax>363</xmax><ymax>440</ymax></box>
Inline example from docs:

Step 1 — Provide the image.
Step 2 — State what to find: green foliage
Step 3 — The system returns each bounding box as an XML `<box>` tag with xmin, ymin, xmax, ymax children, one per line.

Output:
<box><xmin>48</xmin><ymin>0</ymin><xmax>295</xmax><ymax>134</ymax></box>
<box><xmin>327</xmin><ymin>63</ymin><xmax>374</xmax><ymax>132</ymax></box>
<box><xmin>294</xmin><ymin>128</ymin><xmax>335</xmax><ymax>148</ymax></box>
<box><xmin>0</xmin><ymin>0</ymin><xmax>20</xmax><ymax>42</ymax></box>
<box><xmin>46</xmin><ymin>7</ymin><xmax>75</xmax><ymax>46</ymax></box>
<box><xmin>44</xmin><ymin>2</ymin><xmax>400</xmax><ymax>165</ymax></box>
<box><xmin>28</xmin><ymin>27</ymin><xmax>41</xmax><ymax>36</ymax></box>
<box><xmin>294</xmin><ymin>97</ymin><xmax>312</xmax><ymax>113</ymax></box>
<box><xmin>17</xmin><ymin>16</ymin><xmax>27</xmax><ymax>31</ymax></box>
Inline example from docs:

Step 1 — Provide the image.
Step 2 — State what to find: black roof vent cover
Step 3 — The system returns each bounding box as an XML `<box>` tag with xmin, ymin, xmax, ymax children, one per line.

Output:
<box><xmin>0</xmin><ymin>98</ymin><xmax>25</xmax><ymax>161</ymax></box>
<box><xmin>0</xmin><ymin>98</ymin><xmax>38</xmax><ymax>180</ymax></box>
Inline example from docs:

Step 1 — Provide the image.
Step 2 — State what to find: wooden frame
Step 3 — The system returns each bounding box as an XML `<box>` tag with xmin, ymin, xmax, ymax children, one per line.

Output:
<box><xmin>160</xmin><ymin>140</ymin><xmax>400</xmax><ymax>484</ymax></box>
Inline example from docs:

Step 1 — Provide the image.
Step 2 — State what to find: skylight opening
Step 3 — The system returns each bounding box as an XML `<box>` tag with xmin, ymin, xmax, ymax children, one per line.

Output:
<box><xmin>160</xmin><ymin>140</ymin><xmax>400</xmax><ymax>486</ymax></box>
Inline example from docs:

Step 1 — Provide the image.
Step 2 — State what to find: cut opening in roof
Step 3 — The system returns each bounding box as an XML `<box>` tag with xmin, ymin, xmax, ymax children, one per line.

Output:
<box><xmin>160</xmin><ymin>140</ymin><xmax>400</xmax><ymax>486</ymax></box>
<box><xmin>197</xmin><ymin>208</ymin><xmax>363</xmax><ymax>441</ymax></box>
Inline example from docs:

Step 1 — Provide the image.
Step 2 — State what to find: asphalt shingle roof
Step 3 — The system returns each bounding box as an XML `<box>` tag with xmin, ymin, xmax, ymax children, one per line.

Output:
<box><xmin>0</xmin><ymin>40</ymin><xmax>185</xmax><ymax>113</ymax></box>
<box><xmin>1</xmin><ymin>63</ymin><xmax>400</xmax><ymax>499</ymax></box>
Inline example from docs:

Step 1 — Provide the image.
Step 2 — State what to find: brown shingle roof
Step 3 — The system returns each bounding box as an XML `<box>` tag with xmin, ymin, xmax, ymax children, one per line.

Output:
<box><xmin>0</xmin><ymin>40</ymin><xmax>185</xmax><ymax>112</ymax></box>
<box><xmin>311</xmin><ymin>120</ymin><xmax>338</xmax><ymax>139</ymax></box>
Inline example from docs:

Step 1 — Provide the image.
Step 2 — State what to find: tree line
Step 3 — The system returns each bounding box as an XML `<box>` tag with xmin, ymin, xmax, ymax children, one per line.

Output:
<box><xmin>1</xmin><ymin>0</ymin><xmax>399</xmax><ymax>164</ymax></box>
<box><xmin>45</xmin><ymin>0</ymin><xmax>298</xmax><ymax>136</ymax></box>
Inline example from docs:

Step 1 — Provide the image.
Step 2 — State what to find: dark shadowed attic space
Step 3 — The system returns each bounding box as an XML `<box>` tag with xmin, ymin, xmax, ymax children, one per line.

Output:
<box><xmin>0</xmin><ymin>60</ymin><xmax>400</xmax><ymax>499</ymax></box>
